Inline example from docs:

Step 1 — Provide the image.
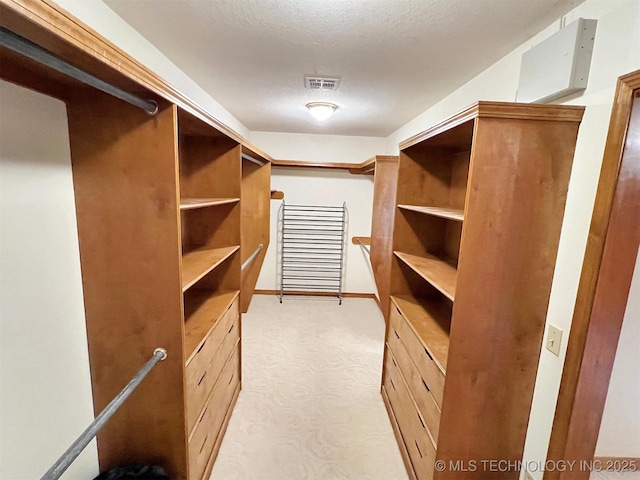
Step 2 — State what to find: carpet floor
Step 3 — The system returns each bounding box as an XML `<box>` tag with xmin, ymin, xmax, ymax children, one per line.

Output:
<box><xmin>209</xmin><ymin>295</ymin><xmax>409</xmax><ymax>480</ymax></box>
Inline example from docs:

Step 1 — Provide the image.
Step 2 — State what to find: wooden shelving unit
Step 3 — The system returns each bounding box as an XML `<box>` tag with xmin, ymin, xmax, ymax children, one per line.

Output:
<box><xmin>240</xmin><ymin>147</ymin><xmax>271</xmax><ymax>313</ymax></box>
<box><xmin>382</xmin><ymin>101</ymin><xmax>585</xmax><ymax>480</ymax></box>
<box><xmin>0</xmin><ymin>3</ymin><xmax>272</xmax><ymax>477</ymax></box>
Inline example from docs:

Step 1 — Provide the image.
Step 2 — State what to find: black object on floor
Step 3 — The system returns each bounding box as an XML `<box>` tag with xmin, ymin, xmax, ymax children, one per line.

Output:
<box><xmin>93</xmin><ymin>464</ymin><xmax>170</xmax><ymax>480</ymax></box>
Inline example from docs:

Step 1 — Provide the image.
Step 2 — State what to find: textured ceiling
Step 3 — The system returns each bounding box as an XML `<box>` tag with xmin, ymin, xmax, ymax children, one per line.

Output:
<box><xmin>105</xmin><ymin>0</ymin><xmax>581</xmax><ymax>137</ymax></box>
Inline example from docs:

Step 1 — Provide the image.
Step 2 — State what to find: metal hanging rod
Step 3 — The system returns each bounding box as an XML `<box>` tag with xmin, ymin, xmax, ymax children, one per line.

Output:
<box><xmin>242</xmin><ymin>153</ymin><xmax>267</xmax><ymax>167</ymax></box>
<box><xmin>357</xmin><ymin>239</ymin><xmax>371</xmax><ymax>256</ymax></box>
<box><xmin>40</xmin><ymin>348</ymin><xmax>168</xmax><ymax>480</ymax></box>
<box><xmin>0</xmin><ymin>26</ymin><xmax>158</xmax><ymax>116</ymax></box>
<box><xmin>241</xmin><ymin>244</ymin><xmax>264</xmax><ymax>271</ymax></box>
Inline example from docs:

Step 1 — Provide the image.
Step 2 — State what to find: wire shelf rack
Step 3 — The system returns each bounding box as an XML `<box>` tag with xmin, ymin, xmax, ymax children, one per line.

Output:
<box><xmin>278</xmin><ymin>202</ymin><xmax>347</xmax><ymax>304</ymax></box>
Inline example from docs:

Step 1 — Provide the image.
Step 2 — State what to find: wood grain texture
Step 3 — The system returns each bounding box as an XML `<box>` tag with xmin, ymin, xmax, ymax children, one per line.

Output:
<box><xmin>352</xmin><ymin>236</ymin><xmax>371</xmax><ymax>245</ymax></box>
<box><xmin>400</xmin><ymin>102</ymin><xmax>585</xmax><ymax>150</ymax></box>
<box><xmin>180</xmin><ymin>198</ymin><xmax>239</xmax><ymax>210</ymax></box>
<box><xmin>240</xmin><ymin>159</ymin><xmax>271</xmax><ymax>312</ymax></box>
<box><xmin>391</xmin><ymin>295</ymin><xmax>451</xmax><ymax>374</ymax></box>
<box><xmin>270</xmin><ymin>190</ymin><xmax>284</xmax><ymax>200</ymax></box>
<box><xmin>435</xmin><ymin>115</ymin><xmax>581</xmax><ymax>479</ymax></box>
<box><xmin>383</xmin><ymin>351</ymin><xmax>437</xmax><ymax>480</ymax></box>
<box><xmin>397</xmin><ymin>205</ymin><xmax>464</xmax><ymax>222</ymax></box>
<box><xmin>183</xmin><ymin>290</ymin><xmax>239</xmax><ymax>363</ymax></box>
<box><xmin>386</xmin><ymin>340</ymin><xmax>442</xmax><ymax>442</ymax></box>
<box><xmin>394</xmin><ymin>251</ymin><xmax>457</xmax><ymax>301</ymax></box>
<box><xmin>181</xmin><ymin>246</ymin><xmax>239</xmax><ymax>292</ymax></box>
<box><xmin>370</xmin><ymin>155</ymin><xmax>399</xmax><ymax>322</ymax></box>
<box><xmin>67</xmin><ymin>98</ymin><xmax>187</xmax><ymax>478</ymax></box>
<box><xmin>0</xmin><ymin>0</ymin><xmax>273</xmax><ymax>161</ymax></box>
<box><xmin>546</xmin><ymin>71</ymin><xmax>640</xmax><ymax>479</ymax></box>
<box><xmin>381</xmin><ymin>387</ymin><xmax>418</xmax><ymax>480</ymax></box>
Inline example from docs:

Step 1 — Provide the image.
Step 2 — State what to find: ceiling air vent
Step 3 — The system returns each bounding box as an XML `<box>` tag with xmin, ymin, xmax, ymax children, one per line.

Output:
<box><xmin>305</xmin><ymin>76</ymin><xmax>340</xmax><ymax>91</ymax></box>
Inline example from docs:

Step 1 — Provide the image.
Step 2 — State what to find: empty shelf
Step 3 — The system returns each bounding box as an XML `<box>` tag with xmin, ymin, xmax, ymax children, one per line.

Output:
<box><xmin>391</xmin><ymin>294</ymin><xmax>451</xmax><ymax>373</ymax></box>
<box><xmin>184</xmin><ymin>289</ymin><xmax>239</xmax><ymax>364</ymax></box>
<box><xmin>180</xmin><ymin>198</ymin><xmax>239</xmax><ymax>210</ymax></box>
<box><xmin>398</xmin><ymin>204</ymin><xmax>464</xmax><ymax>222</ymax></box>
<box><xmin>394</xmin><ymin>251</ymin><xmax>457</xmax><ymax>301</ymax></box>
<box><xmin>182</xmin><ymin>246</ymin><xmax>239</xmax><ymax>291</ymax></box>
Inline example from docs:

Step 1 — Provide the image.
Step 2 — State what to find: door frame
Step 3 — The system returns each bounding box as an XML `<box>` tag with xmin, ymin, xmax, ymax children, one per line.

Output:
<box><xmin>545</xmin><ymin>69</ymin><xmax>640</xmax><ymax>479</ymax></box>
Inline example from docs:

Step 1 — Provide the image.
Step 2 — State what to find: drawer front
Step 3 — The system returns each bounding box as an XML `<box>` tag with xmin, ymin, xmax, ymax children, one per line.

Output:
<box><xmin>186</xmin><ymin>299</ymin><xmax>240</xmax><ymax>431</ymax></box>
<box><xmin>189</xmin><ymin>345</ymin><xmax>240</xmax><ymax>480</ymax></box>
<box><xmin>384</xmin><ymin>353</ymin><xmax>436</xmax><ymax>480</ymax></box>
<box><xmin>386</xmin><ymin>340</ymin><xmax>441</xmax><ymax>443</ymax></box>
<box><xmin>389</xmin><ymin>303</ymin><xmax>445</xmax><ymax>408</ymax></box>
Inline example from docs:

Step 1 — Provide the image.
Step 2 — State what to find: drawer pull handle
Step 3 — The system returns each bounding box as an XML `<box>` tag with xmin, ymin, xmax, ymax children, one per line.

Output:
<box><xmin>200</xmin><ymin>435</ymin><xmax>209</xmax><ymax>453</ymax></box>
<box><xmin>424</xmin><ymin>347</ymin><xmax>433</xmax><ymax>361</ymax></box>
<box><xmin>228</xmin><ymin>373</ymin><xmax>234</xmax><ymax>385</ymax></box>
<box><xmin>421</xmin><ymin>378</ymin><xmax>430</xmax><ymax>392</ymax></box>
<box><xmin>198</xmin><ymin>406</ymin><xmax>209</xmax><ymax>424</ymax></box>
<box><xmin>228</xmin><ymin>324</ymin><xmax>234</xmax><ymax>334</ymax></box>
<box><xmin>390</xmin><ymin>378</ymin><xmax>396</xmax><ymax>390</ymax></box>
<box><xmin>196</xmin><ymin>340</ymin><xmax>207</xmax><ymax>354</ymax></box>
<box><xmin>395</xmin><ymin>306</ymin><xmax>401</xmax><ymax>316</ymax></box>
<box><xmin>197</xmin><ymin>371</ymin><xmax>207</xmax><ymax>386</ymax></box>
<box><xmin>394</xmin><ymin>330</ymin><xmax>400</xmax><ymax>339</ymax></box>
<box><xmin>414</xmin><ymin>440</ymin><xmax>423</xmax><ymax>458</ymax></box>
<box><xmin>417</xmin><ymin>412</ymin><xmax>425</xmax><ymax>430</ymax></box>
<box><xmin>392</xmin><ymin>357</ymin><xmax>397</xmax><ymax>368</ymax></box>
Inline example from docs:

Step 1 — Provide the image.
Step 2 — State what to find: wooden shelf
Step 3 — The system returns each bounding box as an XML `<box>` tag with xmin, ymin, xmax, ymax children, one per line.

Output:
<box><xmin>398</xmin><ymin>204</ymin><xmax>464</xmax><ymax>222</ymax></box>
<box><xmin>394</xmin><ymin>251</ymin><xmax>457</xmax><ymax>301</ymax></box>
<box><xmin>184</xmin><ymin>289</ymin><xmax>239</xmax><ymax>364</ymax></box>
<box><xmin>391</xmin><ymin>294</ymin><xmax>450</xmax><ymax>373</ymax></box>
<box><xmin>182</xmin><ymin>246</ymin><xmax>239</xmax><ymax>292</ymax></box>
<box><xmin>180</xmin><ymin>198</ymin><xmax>239</xmax><ymax>210</ymax></box>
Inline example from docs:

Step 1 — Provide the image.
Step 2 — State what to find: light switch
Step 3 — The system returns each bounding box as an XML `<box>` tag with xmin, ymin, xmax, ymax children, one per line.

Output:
<box><xmin>546</xmin><ymin>325</ymin><xmax>563</xmax><ymax>356</ymax></box>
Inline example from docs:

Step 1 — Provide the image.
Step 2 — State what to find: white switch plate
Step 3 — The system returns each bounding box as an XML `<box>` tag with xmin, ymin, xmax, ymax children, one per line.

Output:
<box><xmin>546</xmin><ymin>325</ymin><xmax>563</xmax><ymax>356</ymax></box>
<box><xmin>524</xmin><ymin>471</ymin><xmax>535</xmax><ymax>480</ymax></box>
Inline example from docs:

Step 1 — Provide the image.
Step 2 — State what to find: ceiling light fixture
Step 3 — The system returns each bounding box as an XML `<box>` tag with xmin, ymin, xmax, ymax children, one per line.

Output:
<box><xmin>306</xmin><ymin>102</ymin><xmax>338</xmax><ymax>122</ymax></box>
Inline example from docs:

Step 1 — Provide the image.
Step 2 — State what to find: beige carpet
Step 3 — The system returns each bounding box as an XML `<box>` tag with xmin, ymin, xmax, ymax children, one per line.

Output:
<box><xmin>209</xmin><ymin>295</ymin><xmax>409</xmax><ymax>480</ymax></box>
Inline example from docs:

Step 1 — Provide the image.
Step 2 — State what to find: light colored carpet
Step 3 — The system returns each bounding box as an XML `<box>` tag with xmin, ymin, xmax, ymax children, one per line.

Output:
<box><xmin>209</xmin><ymin>295</ymin><xmax>409</xmax><ymax>480</ymax></box>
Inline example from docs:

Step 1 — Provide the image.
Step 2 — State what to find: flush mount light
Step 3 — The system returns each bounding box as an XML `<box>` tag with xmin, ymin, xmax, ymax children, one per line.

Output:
<box><xmin>306</xmin><ymin>102</ymin><xmax>338</xmax><ymax>122</ymax></box>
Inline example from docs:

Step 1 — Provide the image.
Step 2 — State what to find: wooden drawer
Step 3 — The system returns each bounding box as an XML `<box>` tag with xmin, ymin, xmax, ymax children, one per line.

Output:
<box><xmin>386</xmin><ymin>341</ymin><xmax>441</xmax><ymax>443</ymax></box>
<box><xmin>188</xmin><ymin>345</ymin><xmax>240</xmax><ymax>480</ymax></box>
<box><xmin>384</xmin><ymin>353</ymin><xmax>436</xmax><ymax>480</ymax></box>
<box><xmin>186</xmin><ymin>298</ymin><xmax>239</xmax><ymax>432</ymax></box>
<box><xmin>389</xmin><ymin>302</ymin><xmax>445</xmax><ymax>408</ymax></box>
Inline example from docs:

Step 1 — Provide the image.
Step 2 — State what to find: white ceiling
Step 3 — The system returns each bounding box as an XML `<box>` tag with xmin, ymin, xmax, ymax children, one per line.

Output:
<box><xmin>105</xmin><ymin>0</ymin><xmax>581</xmax><ymax>137</ymax></box>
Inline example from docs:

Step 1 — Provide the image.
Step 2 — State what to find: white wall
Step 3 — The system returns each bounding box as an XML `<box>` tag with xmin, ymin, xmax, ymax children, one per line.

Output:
<box><xmin>251</xmin><ymin>132</ymin><xmax>388</xmax><ymax>294</ymax></box>
<box><xmin>381</xmin><ymin>0</ymin><xmax>639</xmax><ymax>476</ymax></box>
<box><xmin>595</xmin><ymin>252</ymin><xmax>640</xmax><ymax>457</ymax></box>
<box><xmin>53</xmin><ymin>0</ymin><xmax>250</xmax><ymax>139</ymax></box>
<box><xmin>0</xmin><ymin>81</ymin><xmax>99</xmax><ymax>479</ymax></box>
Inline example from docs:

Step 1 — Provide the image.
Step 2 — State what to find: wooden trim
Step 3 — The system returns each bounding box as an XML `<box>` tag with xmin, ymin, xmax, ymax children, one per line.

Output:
<box><xmin>0</xmin><ymin>0</ymin><xmax>272</xmax><ymax>162</ymax></box>
<box><xmin>272</xmin><ymin>159</ymin><xmax>361</xmax><ymax>170</ymax></box>
<box><xmin>254</xmin><ymin>289</ymin><xmax>377</xmax><ymax>300</ymax></box>
<box><xmin>272</xmin><ymin>155</ymin><xmax>398</xmax><ymax>174</ymax></box>
<box><xmin>545</xmin><ymin>69</ymin><xmax>640</xmax><ymax>479</ymax></box>
<box><xmin>270</xmin><ymin>190</ymin><xmax>284</xmax><ymax>200</ymax></box>
<box><xmin>351</xmin><ymin>236</ymin><xmax>371</xmax><ymax>245</ymax></box>
<box><xmin>400</xmin><ymin>101</ymin><xmax>585</xmax><ymax>150</ymax></box>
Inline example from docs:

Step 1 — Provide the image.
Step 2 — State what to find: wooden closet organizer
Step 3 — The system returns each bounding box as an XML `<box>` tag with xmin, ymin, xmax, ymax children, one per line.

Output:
<box><xmin>382</xmin><ymin>102</ymin><xmax>584</xmax><ymax>480</ymax></box>
<box><xmin>0</xmin><ymin>2</ymin><xmax>271</xmax><ymax>479</ymax></box>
